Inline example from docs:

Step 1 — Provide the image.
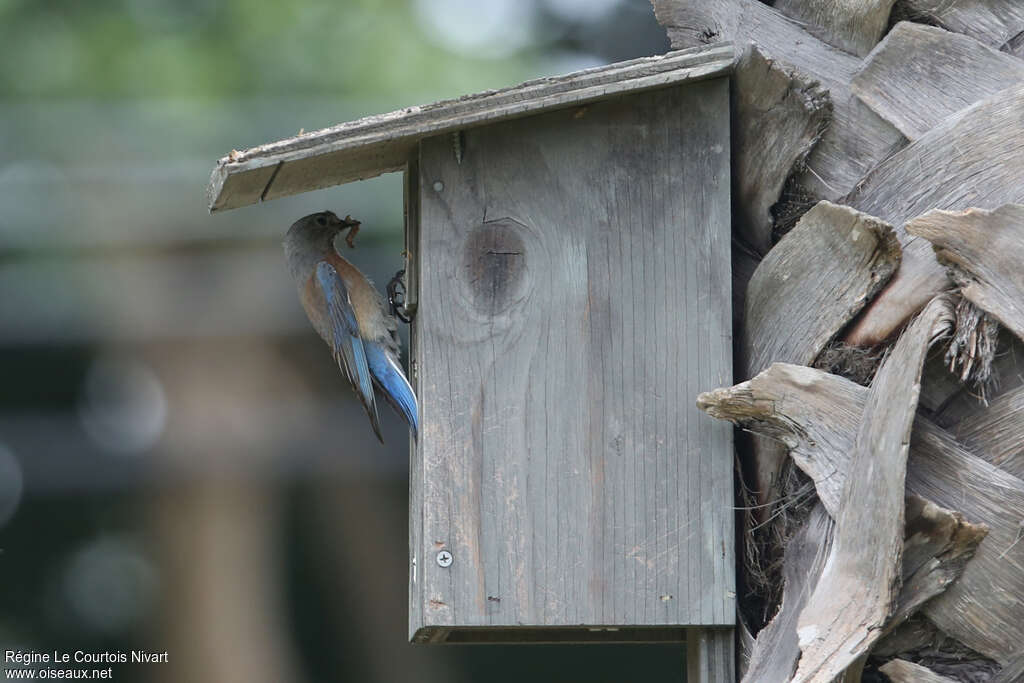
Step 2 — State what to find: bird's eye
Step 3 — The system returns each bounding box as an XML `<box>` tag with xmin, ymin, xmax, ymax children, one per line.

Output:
<box><xmin>316</xmin><ymin>215</ymin><xmax>327</xmax><ymax>227</ymax></box>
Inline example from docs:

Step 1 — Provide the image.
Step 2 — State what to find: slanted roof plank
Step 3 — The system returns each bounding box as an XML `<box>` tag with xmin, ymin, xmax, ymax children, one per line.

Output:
<box><xmin>207</xmin><ymin>43</ymin><xmax>735</xmax><ymax>212</ymax></box>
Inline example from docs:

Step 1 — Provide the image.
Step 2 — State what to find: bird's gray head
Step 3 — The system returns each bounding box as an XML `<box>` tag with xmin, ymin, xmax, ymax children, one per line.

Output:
<box><xmin>284</xmin><ymin>211</ymin><xmax>347</xmax><ymax>251</ymax></box>
<box><xmin>283</xmin><ymin>211</ymin><xmax>348</xmax><ymax>283</ymax></box>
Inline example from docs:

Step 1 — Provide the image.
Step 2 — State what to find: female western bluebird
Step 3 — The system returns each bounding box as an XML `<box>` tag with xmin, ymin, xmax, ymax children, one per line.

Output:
<box><xmin>283</xmin><ymin>211</ymin><xmax>418</xmax><ymax>442</ymax></box>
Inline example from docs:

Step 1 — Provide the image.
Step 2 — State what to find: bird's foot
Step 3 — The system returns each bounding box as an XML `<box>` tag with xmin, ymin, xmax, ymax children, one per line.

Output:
<box><xmin>387</xmin><ymin>269</ymin><xmax>414</xmax><ymax>323</ymax></box>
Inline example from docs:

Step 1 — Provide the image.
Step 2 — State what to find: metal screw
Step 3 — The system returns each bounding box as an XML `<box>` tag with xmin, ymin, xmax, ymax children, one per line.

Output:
<box><xmin>433</xmin><ymin>180</ymin><xmax>444</xmax><ymax>192</ymax></box>
<box><xmin>436</xmin><ymin>550</ymin><xmax>453</xmax><ymax>568</ymax></box>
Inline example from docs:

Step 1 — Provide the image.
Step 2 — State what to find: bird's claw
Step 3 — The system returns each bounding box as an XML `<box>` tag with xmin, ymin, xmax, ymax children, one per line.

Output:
<box><xmin>387</xmin><ymin>269</ymin><xmax>414</xmax><ymax>324</ymax></box>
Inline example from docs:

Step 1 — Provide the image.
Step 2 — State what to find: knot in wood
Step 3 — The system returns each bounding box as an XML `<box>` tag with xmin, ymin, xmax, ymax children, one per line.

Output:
<box><xmin>462</xmin><ymin>218</ymin><xmax>528</xmax><ymax>315</ymax></box>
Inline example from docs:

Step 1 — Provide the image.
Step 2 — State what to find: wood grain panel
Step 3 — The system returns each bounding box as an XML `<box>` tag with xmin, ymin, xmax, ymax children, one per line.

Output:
<box><xmin>410</xmin><ymin>80</ymin><xmax>734</xmax><ymax>639</ymax></box>
<box><xmin>852</xmin><ymin>22</ymin><xmax>1024</xmax><ymax>141</ymax></box>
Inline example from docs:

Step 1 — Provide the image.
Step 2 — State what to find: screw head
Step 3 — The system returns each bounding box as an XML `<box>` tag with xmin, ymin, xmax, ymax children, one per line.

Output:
<box><xmin>436</xmin><ymin>550</ymin><xmax>453</xmax><ymax>568</ymax></box>
<box><xmin>432</xmin><ymin>180</ymin><xmax>444</xmax><ymax>192</ymax></box>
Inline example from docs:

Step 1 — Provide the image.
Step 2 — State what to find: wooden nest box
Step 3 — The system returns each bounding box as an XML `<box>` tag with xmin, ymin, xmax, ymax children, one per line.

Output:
<box><xmin>207</xmin><ymin>43</ymin><xmax>736</xmax><ymax>647</ymax></box>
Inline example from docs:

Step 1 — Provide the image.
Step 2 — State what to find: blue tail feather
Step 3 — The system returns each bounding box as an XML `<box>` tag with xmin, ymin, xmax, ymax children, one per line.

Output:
<box><xmin>315</xmin><ymin>262</ymin><xmax>381</xmax><ymax>440</ymax></box>
<box><xmin>364</xmin><ymin>343</ymin><xmax>419</xmax><ymax>437</ymax></box>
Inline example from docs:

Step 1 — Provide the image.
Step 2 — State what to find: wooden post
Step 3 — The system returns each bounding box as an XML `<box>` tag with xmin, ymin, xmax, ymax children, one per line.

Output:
<box><xmin>688</xmin><ymin>628</ymin><xmax>736</xmax><ymax>682</ymax></box>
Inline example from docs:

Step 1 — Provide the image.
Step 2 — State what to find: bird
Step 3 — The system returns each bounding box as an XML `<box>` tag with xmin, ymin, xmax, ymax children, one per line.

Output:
<box><xmin>283</xmin><ymin>211</ymin><xmax>418</xmax><ymax>442</ymax></box>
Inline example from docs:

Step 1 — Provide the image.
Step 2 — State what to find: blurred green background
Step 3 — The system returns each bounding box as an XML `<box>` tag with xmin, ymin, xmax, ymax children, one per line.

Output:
<box><xmin>0</xmin><ymin>1</ymin><xmax>685</xmax><ymax>681</ymax></box>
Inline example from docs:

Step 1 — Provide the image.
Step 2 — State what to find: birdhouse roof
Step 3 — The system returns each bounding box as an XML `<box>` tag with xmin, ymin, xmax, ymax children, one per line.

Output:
<box><xmin>205</xmin><ymin>43</ymin><xmax>734</xmax><ymax>213</ymax></box>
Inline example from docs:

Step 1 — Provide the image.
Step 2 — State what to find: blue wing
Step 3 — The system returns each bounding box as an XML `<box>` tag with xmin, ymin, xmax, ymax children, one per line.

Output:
<box><xmin>315</xmin><ymin>261</ymin><xmax>382</xmax><ymax>441</ymax></box>
<box><xmin>365</xmin><ymin>342</ymin><xmax>419</xmax><ymax>438</ymax></box>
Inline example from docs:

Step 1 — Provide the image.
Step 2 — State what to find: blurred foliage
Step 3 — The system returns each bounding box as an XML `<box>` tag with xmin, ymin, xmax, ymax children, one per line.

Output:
<box><xmin>0</xmin><ymin>0</ymin><xmax>555</xmax><ymax>99</ymax></box>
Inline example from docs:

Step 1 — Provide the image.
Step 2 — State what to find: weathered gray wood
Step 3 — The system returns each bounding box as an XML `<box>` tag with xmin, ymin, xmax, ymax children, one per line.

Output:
<box><xmin>956</xmin><ymin>386</ymin><xmax>1024</xmax><ymax>479</ymax></box>
<box><xmin>744</xmin><ymin>201</ymin><xmax>900</xmax><ymax>378</ymax></box>
<box><xmin>910</xmin><ymin>422</ymin><xmax>1024</xmax><ymax>666</ymax></box>
<box><xmin>993</xmin><ymin>652</ymin><xmax>1024</xmax><ymax>683</ymax></box>
<box><xmin>205</xmin><ymin>44</ymin><xmax>735</xmax><ymax>212</ymax></box>
<box><xmin>727</xmin><ymin>461</ymin><xmax>982</xmax><ymax>682</ymax></box>
<box><xmin>651</xmin><ymin>0</ymin><xmax>742</xmax><ymax>47</ymax></box>
<box><xmin>920</xmin><ymin>328</ymin><xmax>1024</xmax><ymax>428</ymax></box>
<box><xmin>793</xmin><ymin>297</ymin><xmax>953</xmax><ymax>683</ymax></box>
<box><xmin>406</xmin><ymin>157</ymin><xmax>425</xmax><ymax>642</ymax></box>
<box><xmin>896</xmin><ymin>0</ymin><xmax>1024</xmax><ymax>53</ymax></box>
<box><xmin>774</xmin><ymin>0</ymin><xmax>895</xmax><ymax>57</ymax></box>
<box><xmin>918</xmin><ymin>351</ymin><xmax>971</xmax><ymax>419</ymax></box>
<box><xmin>699</xmin><ymin>364</ymin><xmax>862</xmax><ymax>518</ymax></box>
<box><xmin>895</xmin><ymin>298</ymin><xmax>999</xmax><ymax>417</ymax></box>
<box><xmin>732</xmin><ymin>241</ymin><xmax>761</xmax><ymax>334</ymax></box>
<box><xmin>731</xmin><ymin>437</ymin><xmax>982</xmax><ymax>683</ymax></box>
<box><xmin>888</xmin><ymin>495</ymin><xmax>988</xmax><ymax>636</ymax></box>
<box><xmin>742</xmin><ymin>504</ymin><xmax>833</xmax><ymax>683</ymax></box>
<box><xmin>908</xmin><ymin>204</ymin><xmax>1024</xmax><ymax>344</ymax></box>
<box><xmin>1010</xmin><ymin>33</ymin><xmax>1024</xmax><ymax>58</ymax></box>
<box><xmin>742</xmin><ymin>201</ymin><xmax>900</xmax><ymax>505</ymax></box>
<box><xmin>699</xmin><ymin>363</ymin><xmax>1024</xmax><ymax>665</ymax></box>
<box><xmin>652</xmin><ymin>0</ymin><xmax>907</xmax><ymax>200</ymax></box>
<box><xmin>731</xmin><ymin>45</ymin><xmax>832</xmax><ymax>254</ymax></box>
<box><xmin>844</xmin><ymin>85</ymin><xmax>1024</xmax><ymax>346</ymax></box>
<box><xmin>879</xmin><ymin>659</ymin><xmax>958</xmax><ymax>683</ymax></box>
<box><xmin>873</xmin><ymin>616</ymin><xmax>938</xmax><ymax>657</ymax></box>
<box><xmin>943</xmin><ymin>298</ymin><xmax>1000</xmax><ymax>387</ymax></box>
<box><xmin>852</xmin><ymin>22</ymin><xmax>1024</xmax><ymax>141</ymax></box>
<box><xmin>403</xmin><ymin>157</ymin><xmax>421</xmax><ymax>319</ymax></box>
<box><xmin>737</xmin><ymin>616</ymin><xmax>755</xmax><ymax>680</ymax></box>
<box><xmin>687</xmin><ymin>628</ymin><xmax>736</xmax><ymax>682</ymax></box>
<box><xmin>409</xmin><ymin>81</ymin><xmax>734</xmax><ymax>639</ymax></box>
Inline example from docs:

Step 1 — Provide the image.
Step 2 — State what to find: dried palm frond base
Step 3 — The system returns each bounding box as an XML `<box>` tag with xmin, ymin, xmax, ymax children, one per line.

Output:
<box><xmin>814</xmin><ymin>341</ymin><xmax>884</xmax><ymax>386</ymax></box>
<box><xmin>867</xmin><ymin>616</ymin><xmax>1001</xmax><ymax>682</ymax></box>
<box><xmin>811</xmin><ymin>297</ymin><xmax>1000</xmax><ymax>392</ymax></box>
<box><xmin>770</xmin><ymin>179</ymin><xmax>819</xmax><ymax>243</ymax></box>
<box><xmin>946</xmin><ymin>298</ymin><xmax>1000</xmax><ymax>399</ymax></box>
<box><xmin>736</xmin><ymin>454</ymin><xmax>817</xmax><ymax>630</ymax></box>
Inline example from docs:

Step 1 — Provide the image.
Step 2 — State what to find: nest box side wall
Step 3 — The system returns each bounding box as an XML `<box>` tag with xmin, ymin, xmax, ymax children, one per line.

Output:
<box><xmin>409</xmin><ymin>78</ymin><xmax>734</xmax><ymax>641</ymax></box>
